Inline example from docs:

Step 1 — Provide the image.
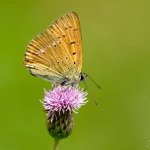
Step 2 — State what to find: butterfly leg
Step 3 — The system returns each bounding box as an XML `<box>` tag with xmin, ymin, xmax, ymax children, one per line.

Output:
<box><xmin>52</xmin><ymin>83</ymin><xmax>56</xmax><ymax>90</ymax></box>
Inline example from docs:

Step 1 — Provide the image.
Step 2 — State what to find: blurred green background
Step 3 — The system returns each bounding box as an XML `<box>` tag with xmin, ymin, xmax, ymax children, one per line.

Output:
<box><xmin>0</xmin><ymin>0</ymin><xmax>150</xmax><ymax>150</ymax></box>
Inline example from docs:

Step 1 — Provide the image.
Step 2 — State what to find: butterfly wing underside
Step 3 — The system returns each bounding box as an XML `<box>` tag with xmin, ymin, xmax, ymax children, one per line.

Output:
<box><xmin>24</xmin><ymin>12</ymin><xmax>83</xmax><ymax>83</ymax></box>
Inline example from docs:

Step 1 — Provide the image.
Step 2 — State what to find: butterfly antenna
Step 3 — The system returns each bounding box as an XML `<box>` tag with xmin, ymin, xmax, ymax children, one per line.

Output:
<box><xmin>94</xmin><ymin>100</ymin><xmax>99</xmax><ymax>106</ymax></box>
<box><xmin>88</xmin><ymin>75</ymin><xmax>101</xmax><ymax>89</ymax></box>
<box><xmin>83</xmin><ymin>80</ymin><xmax>88</xmax><ymax>91</ymax></box>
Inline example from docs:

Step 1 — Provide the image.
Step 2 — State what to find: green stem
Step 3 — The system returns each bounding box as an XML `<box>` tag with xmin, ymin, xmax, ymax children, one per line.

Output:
<box><xmin>53</xmin><ymin>139</ymin><xmax>59</xmax><ymax>150</ymax></box>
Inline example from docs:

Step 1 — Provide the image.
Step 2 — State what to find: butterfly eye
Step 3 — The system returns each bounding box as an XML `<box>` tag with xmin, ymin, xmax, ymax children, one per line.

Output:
<box><xmin>52</xmin><ymin>41</ymin><xmax>57</xmax><ymax>47</ymax></box>
<box><xmin>80</xmin><ymin>74</ymin><xmax>84</xmax><ymax>81</ymax></box>
<box><xmin>80</xmin><ymin>73</ymin><xmax>88</xmax><ymax>81</ymax></box>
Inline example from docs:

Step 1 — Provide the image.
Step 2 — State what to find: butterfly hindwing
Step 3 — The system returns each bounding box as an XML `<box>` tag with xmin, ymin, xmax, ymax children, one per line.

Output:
<box><xmin>24</xmin><ymin>12</ymin><xmax>83</xmax><ymax>84</ymax></box>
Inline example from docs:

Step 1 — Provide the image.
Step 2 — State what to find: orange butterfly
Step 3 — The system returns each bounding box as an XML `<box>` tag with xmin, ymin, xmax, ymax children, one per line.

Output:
<box><xmin>23</xmin><ymin>12</ymin><xmax>87</xmax><ymax>86</ymax></box>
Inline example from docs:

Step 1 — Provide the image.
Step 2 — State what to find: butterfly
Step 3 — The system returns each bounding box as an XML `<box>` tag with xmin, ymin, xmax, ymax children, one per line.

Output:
<box><xmin>23</xmin><ymin>12</ymin><xmax>87</xmax><ymax>87</ymax></box>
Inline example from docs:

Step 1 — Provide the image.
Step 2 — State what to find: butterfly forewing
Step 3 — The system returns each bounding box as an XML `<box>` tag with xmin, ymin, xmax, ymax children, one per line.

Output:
<box><xmin>53</xmin><ymin>12</ymin><xmax>82</xmax><ymax>72</ymax></box>
<box><xmin>24</xmin><ymin>12</ymin><xmax>83</xmax><ymax>84</ymax></box>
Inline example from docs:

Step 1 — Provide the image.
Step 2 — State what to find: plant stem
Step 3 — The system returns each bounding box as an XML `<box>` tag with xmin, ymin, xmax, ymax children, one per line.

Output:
<box><xmin>53</xmin><ymin>139</ymin><xmax>59</xmax><ymax>150</ymax></box>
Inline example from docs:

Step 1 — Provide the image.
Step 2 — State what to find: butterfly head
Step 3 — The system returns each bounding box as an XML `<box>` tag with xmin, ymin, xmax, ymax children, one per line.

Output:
<box><xmin>80</xmin><ymin>72</ymin><xmax>88</xmax><ymax>81</ymax></box>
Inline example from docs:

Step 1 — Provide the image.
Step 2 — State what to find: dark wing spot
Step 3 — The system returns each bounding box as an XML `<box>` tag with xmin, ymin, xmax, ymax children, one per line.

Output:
<box><xmin>72</xmin><ymin>52</ymin><xmax>76</xmax><ymax>55</ymax></box>
<box><xmin>50</xmin><ymin>27</ymin><xmax>53</xmax><ymax>33</ymax></box>
<box><xmin>69</xmin><ymin>41</ymin><xmax>76</xmax><ymax>45</ymax></box>
<box><xmin>28</xmin><ymin>50</ymin><xmax>40</xmax><ymax>56</ymax></box>
<box><xmin>65</xmin><ymin>27</ymin><xmax>67</xmax><ymax>30</ymax></box>
<box><xmin>74</xmin><ymin>62</ymin><xmax>76</xmax><ymax>64</ymax></box>
<box><xmin>53</xmin><ymin>44</ymin><xmax>56</xmax><ymax>47</ymax></box>
<box><xmin>66</xmin><ymin>57</ymin><xmax>68</xmax><ymax>59</ymax></box>
<box><xmin>63</xmin><ymin>35</ymin><xmax>66</xmax><ymax>37</ymax></box>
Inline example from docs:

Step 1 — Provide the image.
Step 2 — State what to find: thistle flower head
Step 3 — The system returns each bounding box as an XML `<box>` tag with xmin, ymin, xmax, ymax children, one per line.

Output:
<box><xmin>43</xmin><ymin>85</ymin><xmax>88</xmax><ymax>139</ymax></box>
<box><xmin>43</xmin><ymin>85</ymin><xmax>88</xmax><ymax>119</ymax></box>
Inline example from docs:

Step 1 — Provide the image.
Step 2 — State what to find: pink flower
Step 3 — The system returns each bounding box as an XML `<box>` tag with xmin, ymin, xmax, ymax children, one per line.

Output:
<box><xmin>43</xmin><ymin>86</ymin><xmax>88</xmax><ymax>121</ymax></box>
